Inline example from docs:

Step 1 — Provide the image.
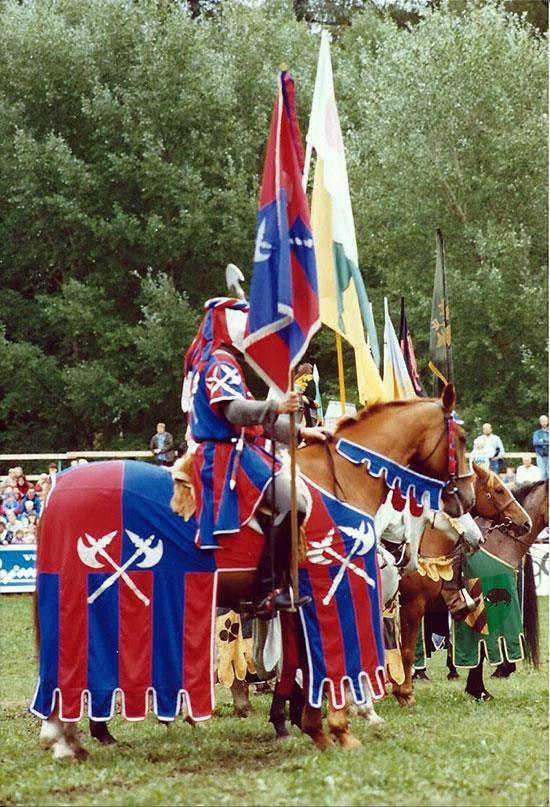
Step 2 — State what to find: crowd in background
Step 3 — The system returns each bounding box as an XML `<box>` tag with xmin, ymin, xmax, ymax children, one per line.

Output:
<box><xmin>0</xmin><ymin>464</ymin><xmax>55</xmax><ymax>545</ymax></box>
<box><xmin>1</xmin><ymin>414</ymin><xmax>547</xmax><ymax>546</ymax></box>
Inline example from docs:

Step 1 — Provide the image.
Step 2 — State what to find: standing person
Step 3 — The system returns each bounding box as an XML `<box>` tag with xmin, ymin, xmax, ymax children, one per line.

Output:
<box><xmin>532</xmin><ymin>415</ymin><xmax>549</xmax><ymax>480</ymax></box>
<box><xmin>475</xmin><ymin>423</ymin><xmax>505</xmax><ymax>474</ymax></box>
<box><xmin>176</xmin><ymin>297</ymin><xmax>328</xmax><ymax>617</ymax></box>
<box><xmin>515</xmin><ymin>455</ymin><xmax>541</xmax><ymax>486</ymax></box>
<box><xmin>294</xmin><ymin>362</ymin><xmax>320</xmax><ymax>428</ymax></box>
<box><xmin>149</xmin><ymin>422</ymin><xmax>175</xmax><ymax>467</ymax></box>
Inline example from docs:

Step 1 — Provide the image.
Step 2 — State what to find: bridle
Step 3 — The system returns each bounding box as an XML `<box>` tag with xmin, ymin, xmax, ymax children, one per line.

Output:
<box><xmin>415</xmin><ymin>406</ymin><xmax>473</xmax><ymax>502</ymax></box>
<box><xmin>476</xmin><ymin>475</ymin><xmax>523</xmax><ymax>536</ymax></box>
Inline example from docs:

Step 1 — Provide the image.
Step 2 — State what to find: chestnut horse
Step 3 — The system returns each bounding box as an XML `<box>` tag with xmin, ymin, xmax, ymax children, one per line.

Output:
<box><xmin>394</xmin><ymin>467</ymin><xmax>533</xmax><ymax>707</ymax></box>
<box><xmin>38</xmin><ymin>386</ymin><xmax>474</xmax><ymax>758</ymax></box>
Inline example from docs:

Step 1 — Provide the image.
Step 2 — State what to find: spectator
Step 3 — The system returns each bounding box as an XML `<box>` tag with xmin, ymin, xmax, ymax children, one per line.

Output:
<box><xmin>294</xmin><ymin>362</ymin><xmax>321</xmax><ymax>428</ymax></box>
<box><xmin>0</xmin><ymin>521</ymin><xmax>12</xmax><ymax>545</ymax></box>
<box><xmin>501</xmin><ymin>466</ymin><xmax>517</xmax><ymax>489</ymax></box>
<box><xmin>12</xmin><ymin>529</ymin><xmax>26</xmax><ymax>545</ymax></box>
<box><xmin>2</xmin><ymin>488</ymin><xmax>22</xmax><ymax>517</ymax></box>
<box><xmin>470</xmin><ymin>437</ymin><xmax>491</xmax><ymax>470</ymax></box>
<box><xmin>34</xmin><ymin>473</ymin><xmax>49</xmax><ymax>493</ymax></box>
<box><xmin>516</xmin><ymin>455</ymin><xmax>541</xmax><ymax>486</ymax></box>
<box><xmin>24</xmin><ymin>523</ymin><xmax>37</xmax><ymax>544</ymax></box>
<box><xmin>47</xmin><ymin>463</ymin><xmax>58</xmax><ymax>481</ymax></box>
<box><xmin>15</xmin><ymin>473</ymin><xmax>30</xmax><ymax>498</ymax></box>
<box><xmin>475</xmin><ymin>423</ymin><xmax>505</xmax><ymax>474</ymax></box>
<box><xmin>22</xmin><ymin>487</ymin><xmax>41</xmax><ymax>517</ymax></box>
<box><xmin>149</xmin><ymin>422</ymin><xmax>175</xmax><ymax>466</ymax></box>
<box><xmin>532</xmin><ymin>415</ymin><xmax>549</xmax><ymax>481</ymax></box>
<box><xmin>4</xmin><ymin>510</ymin><xmax>24</xmax><ymax>533</ymax></box>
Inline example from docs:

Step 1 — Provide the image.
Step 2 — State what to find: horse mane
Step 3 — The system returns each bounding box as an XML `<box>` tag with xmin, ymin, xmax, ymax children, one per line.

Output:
<box><xmin>333</xmin><ymin>398</ymin><xmax>434</xmax><ymax>435</ymax></box>
<box><xmin>513</xmin><ymin>479</ymin><xmax>547</xmax><ymax>506</ymax></box>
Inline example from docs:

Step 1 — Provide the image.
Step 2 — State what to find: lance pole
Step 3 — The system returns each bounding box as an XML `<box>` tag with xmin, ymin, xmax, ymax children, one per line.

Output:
<box><xmin>288</xmin><ymin>369</ymin><xmax>300</xmax><ymax>608</ymax></box>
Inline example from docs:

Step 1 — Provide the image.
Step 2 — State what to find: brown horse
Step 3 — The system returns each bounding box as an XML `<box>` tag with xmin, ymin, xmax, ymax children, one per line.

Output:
<box><xmin>38</xmin><ymin>386</ymin><xmax>475</xmax><ymax>757</ymax></box>
<box><xmin>394</xmin><ymin>467</ymin><xmax>533</xmax><ymax>707</ymax></box>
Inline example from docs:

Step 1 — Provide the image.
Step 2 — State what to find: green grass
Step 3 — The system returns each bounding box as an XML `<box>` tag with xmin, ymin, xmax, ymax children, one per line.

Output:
<box><xmin>1</xmin><ymin>594</ymin><xmax>548</xmax><ymax>807</ymax></box>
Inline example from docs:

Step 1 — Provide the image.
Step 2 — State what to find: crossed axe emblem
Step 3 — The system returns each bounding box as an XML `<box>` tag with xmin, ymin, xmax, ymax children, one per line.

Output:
<box><xmin>307</xmin><ymin>521</ymin><xmax>376</xmax><ymax>606</ymax></box>
<box><xmin>77</xmin><ymin>530</ymin><xmax>163</xmax><ymax>606</ymax></box>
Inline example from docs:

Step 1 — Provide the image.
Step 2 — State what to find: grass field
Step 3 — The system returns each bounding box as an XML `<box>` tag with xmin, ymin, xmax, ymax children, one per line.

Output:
<box><xmin>0</xmin><ymin>594</ymin><xmax>548</xmax><ymax>807</ymax></box>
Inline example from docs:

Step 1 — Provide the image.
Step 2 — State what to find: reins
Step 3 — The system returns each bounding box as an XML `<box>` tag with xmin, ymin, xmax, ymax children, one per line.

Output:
<box><xmin>323</xmin><ymin>440</ymin><xmax>347</xmax><ymax>503</ymax></box>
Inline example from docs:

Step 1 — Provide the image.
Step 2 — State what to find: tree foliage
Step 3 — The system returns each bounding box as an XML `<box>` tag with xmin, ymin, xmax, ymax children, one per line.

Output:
<box><xmin>0</xmin><ymin>0</ymin><xmax>546</xmax><ymax>452</ymax></box>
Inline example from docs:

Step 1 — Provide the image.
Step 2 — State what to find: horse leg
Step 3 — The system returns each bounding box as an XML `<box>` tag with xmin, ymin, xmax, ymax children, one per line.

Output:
<box><xmin>40</xmin><ymin>705</ymin><xmax>88</xmax><ymax>761</ymax></box>
<box><xmin>230</xmin><ymin>678</ymin><xmax>254</xmax><ymax>718</ymax></box>
<box><xmin>288</xmin><ymin>682</ymin><xmax>303</xmax><ymax>728</ymax></box>
<box><xmin>491</xmin><ymin>660</ymin><xmax>516</xmax><ymax>678</ymax></box>
<box><xmin>392</xmin><ymin>596</ymin><xmax>421</xmax><ymax>708</ymax></box>
<box><xmin>301</xmin><ymin>701</ymin><xmax>333</xmax><ymax>750</ymax></box>
<box><xmin>89</xmin><ymin>719</ymin><xmax>116</xmax><ymax>745</ymax></box>
<box><xmin>349</xmin><ymin>690</ymin><xmax>385</xmax><ymax>726</ymax></box>
<box><xmin>465</xmin><ymin>647</ymin><xmax>494</xmax><ymax>702</ymax></box>
<box><xmin>327</xmin><ymin>689</ymin><xmax>362</xmax><ymax>750</ymax></box>
<box><xmin>447</xmin><ymin>642</ymin><xmax>460</xmax><ymax>680</ymax></box>
<box><xmin>269</xmin><ymin>691</ymin><xmax>290</xmax><ymax>739</ymax></box>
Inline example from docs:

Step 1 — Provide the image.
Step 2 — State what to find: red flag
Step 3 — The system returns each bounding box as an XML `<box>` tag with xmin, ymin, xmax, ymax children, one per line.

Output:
<box><xmin>243</xmin><ymin>72</ymin><xmax>319</xmax><ymax>395</ymax></box>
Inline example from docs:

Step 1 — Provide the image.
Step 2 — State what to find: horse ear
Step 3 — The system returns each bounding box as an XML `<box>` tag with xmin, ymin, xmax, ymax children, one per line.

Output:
<box><xmin>472</xmin><ymin>462</ymin><xmax>488</xmax><ymax>480</ymax></box>
<box><xmin>441</xmin><ymin>383</ymin><xmax>456</xmax><ymax>413</ymax></box>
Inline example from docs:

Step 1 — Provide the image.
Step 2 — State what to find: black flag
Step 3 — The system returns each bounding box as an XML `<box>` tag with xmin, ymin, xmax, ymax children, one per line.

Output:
<box><xmin>429</xmin><ymin>229</ymin><xmax>454</xmax><ymax>396</ymax></box>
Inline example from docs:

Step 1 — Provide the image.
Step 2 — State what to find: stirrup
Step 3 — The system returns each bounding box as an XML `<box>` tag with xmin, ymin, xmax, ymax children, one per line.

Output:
<box><xmin>254</xmin><ymin>587</ymin><xmax>311</xmax><ymax>620</ymax></box>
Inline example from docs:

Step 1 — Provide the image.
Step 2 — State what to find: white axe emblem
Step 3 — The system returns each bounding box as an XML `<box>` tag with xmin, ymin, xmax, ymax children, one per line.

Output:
<box><xmin>307</xmin><ymin>521</ymin><xmax>376</xmax><ymax>606</ymax></box>
<box><xmin>77</xmin><ymin>530</ymin><xmax>163</xmax><ymax>606</ymax></box>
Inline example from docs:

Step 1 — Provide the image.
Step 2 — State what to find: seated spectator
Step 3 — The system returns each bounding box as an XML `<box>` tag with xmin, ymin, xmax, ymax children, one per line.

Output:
<box><xmin>4</xmin><ymin>509</ymin><xmax>27</xmax><ymax>531</ymax></box>
<box><xmin>34</xmin><ymin>473</ymin><xmax>49</xmax><ymax>493</ymax></box>
<box><xmin>24</xmin><ymin>523</ymin><xmax>37</xmax><ymax>544</ymax></box>
<box><xmin>6</xmin><ymin>468</ymin><xmax>18</xmax><ymax>488</ymax></box>
<box><xmin>12</xmin><ymin>529</ymin><xmax>26</xmax><ymax>545</ymax></box>
<box><xmin>2</xmin><ymin>488</ymin><xmax>22</xmax><ymax>517</ymax></box>
<box><xmin>515</xmin><ymin>455</ymin><xmax>541</xmax><ymax>486</ymax></box>
<box><xmin>15</xmin><ymin>473</ymin><xmax>30</xmax><ymax>498</ymax></box>
<box><xmin>22</xmin><ymin>487</ymin><xmax>41</xmax><ymax>517</ymax></box>
<box><xmin>501</xmin><ymin>466</ymin><xmax>517</xmax><ymax>489</ymax></box>
<box><xmin>22</xmin><ymin>500</ymin><xmax>38</xmax><ymax>521</ymax></box>
<box><xmin>0</xmin><ymin>521</ymin><xmax>12</xmax><ymax>545</ymax></box>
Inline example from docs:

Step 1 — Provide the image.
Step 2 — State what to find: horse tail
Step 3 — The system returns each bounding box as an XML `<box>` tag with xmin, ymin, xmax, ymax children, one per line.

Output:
<box><xmin>522</xmin><ymin>553</ymin><xmax>540</xmax><ymax>667</ymax></box>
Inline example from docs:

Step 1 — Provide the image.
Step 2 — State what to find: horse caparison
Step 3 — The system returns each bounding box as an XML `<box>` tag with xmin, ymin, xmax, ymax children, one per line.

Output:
<box><xmin>394</xmin><ymin>469</ymin><xmax>538</xmax><ymax>707</ymax></box>
<box><xmin>38</xmin><ymin>386</ymin><xmax>475</xmax><ymax>756</ymax></box>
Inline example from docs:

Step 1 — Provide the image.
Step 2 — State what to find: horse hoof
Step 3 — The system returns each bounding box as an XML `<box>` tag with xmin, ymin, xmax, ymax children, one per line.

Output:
<box><xmin>412</xmin><ymin>670</ymin><xmax>430</xmax><ymax>681</ymax></box>
<box><xmin>447</xmin><ymin>672</ymin><xmax>460</xmax><ymax>680</ymax></box>
<box><xmin>73</xmin><ymin>746</ymin><xmax>90</xmax><ymax>761</ymax></box>
<box><xmin>467</xmin><ymin>689</ymin><xmax>494</xmax><ymax>702</ymax></box>
<box><xmin>395</xmin><ymin>693</ymin><xmax>415</xmax><ymax>708</ymax></box>
<box><xmin>272</xmin><ymin>722</ymin><xmax>290</xmax><ymax>739</ymax></box>
<box><xmin>234</xmin><ymin>705</ymin><xmax>255</xmax><ymax>718</ymax></box>
<box><xmin>338</xmin><ymin>733</ymin><xmax>362</xmax><ymax>750</ymax></box>
<box><xmin>312</xmin><ymin>733</ymin><xmax>334</xmax><ymax>751</ymax></box>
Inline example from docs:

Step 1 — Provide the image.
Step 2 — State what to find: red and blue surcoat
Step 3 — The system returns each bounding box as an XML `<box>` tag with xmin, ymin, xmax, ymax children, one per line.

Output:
<box><xmin>190</xmin><ymin>350</ymin><xmax>278</xmax><ymax>549</ymax></box>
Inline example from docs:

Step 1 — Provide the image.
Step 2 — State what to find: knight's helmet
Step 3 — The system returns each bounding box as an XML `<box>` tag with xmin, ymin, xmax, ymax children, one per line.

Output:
<box><xmin>181</xmin><ymin>296</ymin><xmax>249</xmax><ymax>414</ymax></box>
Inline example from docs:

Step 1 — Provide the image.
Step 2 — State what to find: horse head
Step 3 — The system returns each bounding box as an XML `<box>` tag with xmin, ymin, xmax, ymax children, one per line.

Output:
<box><xmin>472</xmin><ymin>465</ymin><xmax>532</xmax><ymax>537</ymax></box>
<box><xmin>432</xmin><ymin>511</ymin><xmax>484</xmax><ymax>552</ymax></box>
<box><xmin>408</xmin><ymin>384</ymin><xmax>475</xmax><ymax>518</ymax></box>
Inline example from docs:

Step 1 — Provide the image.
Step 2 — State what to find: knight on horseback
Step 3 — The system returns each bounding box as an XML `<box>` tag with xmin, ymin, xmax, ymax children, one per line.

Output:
<box><xmin>178</xmin><ymin>296</ymin><xmax>329</xmax><ymax>618</ymax></box>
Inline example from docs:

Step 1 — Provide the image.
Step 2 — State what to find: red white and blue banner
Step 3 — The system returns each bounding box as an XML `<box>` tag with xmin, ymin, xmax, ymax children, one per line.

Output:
<box><xmin>299</xmin><ymin>479</ymin><xmax>386</xmax><ymax>707</ymax></box>
<box><xmin>244</xmin><ymin>71</ymin><xmax>320</xmax><ymax>396</ymax></box>
<box><xmin>31</xmin><ymin>461</ymin><xmax>218</xmax><ymax>723</ymax></box>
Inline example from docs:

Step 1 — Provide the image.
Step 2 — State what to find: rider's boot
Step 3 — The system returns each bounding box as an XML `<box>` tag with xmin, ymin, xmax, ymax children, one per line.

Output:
<box><xmin>441</xmin><ymin>558</ymin><xmax>481</xmax><ymax>621</ymax></box>
<box><xmin>253</xmin><ymin>512</ymin><xmax>311</xmax><ymax>619</ymax></box>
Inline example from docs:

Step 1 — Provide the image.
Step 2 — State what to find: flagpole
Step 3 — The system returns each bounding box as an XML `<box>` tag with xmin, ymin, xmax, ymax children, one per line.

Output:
<box><xmin>289</xmin><ymin>370</ymin><xmax>299</xmax><ymax>609</ymax></box>
<box><xmin>335</xmin><ymin>332</ymin><xmax>347</xmax><ymax>415</ymax></box>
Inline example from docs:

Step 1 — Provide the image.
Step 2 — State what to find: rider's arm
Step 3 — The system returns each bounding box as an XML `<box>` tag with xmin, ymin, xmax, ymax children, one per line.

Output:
<box><xmin>223</xmin><ymin>398</ymin><xmax>299</xmax><ymax>445</ymax></box>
